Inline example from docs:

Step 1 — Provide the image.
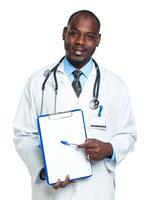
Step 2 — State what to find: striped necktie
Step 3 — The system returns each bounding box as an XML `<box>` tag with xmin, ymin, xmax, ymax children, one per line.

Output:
<box><xmin>72</xmin><ymin>70</ymin><xmax>83</xmax><ymax>97</ymax></box>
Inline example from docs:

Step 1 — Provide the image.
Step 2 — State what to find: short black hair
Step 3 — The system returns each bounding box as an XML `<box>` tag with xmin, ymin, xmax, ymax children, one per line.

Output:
<box><xmin>67</xmin><ymin>10</ymin><xmax>100</xmax><ymax>31</ymax></box>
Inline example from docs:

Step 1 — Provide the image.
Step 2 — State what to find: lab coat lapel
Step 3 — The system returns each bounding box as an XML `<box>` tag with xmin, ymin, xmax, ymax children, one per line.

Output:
<box><xmin>78</xmin><ymin>65</ymin><xmax>97</xmax><ymax>107</ymax></box>
<box><xmin>55</xmin><ymin>63</ymin><xmax>78</xmax><ymax>112</ymax></box>
<box><xmin>55</xmin><ymin>62</ymin><xmax>97</xmax><ymax>112</ymax></box>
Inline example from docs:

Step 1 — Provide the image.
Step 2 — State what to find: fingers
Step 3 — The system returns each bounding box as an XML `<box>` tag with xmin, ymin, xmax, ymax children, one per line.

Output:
<box><xmin>77</xmin><ymin>143</ymin><xmax>87</xmax><ymax>148</ymax></box>
<box><xmin>53</xmin><ymin>175</ymin><xmax>70</xmax><ymax>190</ymax></box>
<box><xmin>77</xmin><ymin>140</ymin><xmax>89</xmax><ymax>148</ymax></box>
<box><xmin>77</xmin><ymin>139</ymin><xmax>97</xmax><ymax>149</ymax></box>
<box><xmin>77</xmin><ymin>139</ymin><xmax>102</xmax><ymax>161</ymax></box>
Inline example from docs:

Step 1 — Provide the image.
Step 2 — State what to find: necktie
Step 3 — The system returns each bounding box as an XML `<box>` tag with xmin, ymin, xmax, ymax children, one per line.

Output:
<box><xmin>72</xmin><ymin>70</ymin><xmax>82</xmax><ymax>97</ymax></box>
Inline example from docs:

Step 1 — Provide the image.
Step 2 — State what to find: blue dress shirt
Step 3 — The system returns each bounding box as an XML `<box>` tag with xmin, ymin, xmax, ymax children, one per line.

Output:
<box><xmin>63</xmin><ymin>57</ymin><xmax>93</xmax><ymax>89</ymax></box>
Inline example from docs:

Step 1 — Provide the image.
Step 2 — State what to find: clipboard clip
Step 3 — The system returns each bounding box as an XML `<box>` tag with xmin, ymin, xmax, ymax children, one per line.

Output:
<box><xmin>48</xmin><ymin>111</ymin><xmax>73</xmax><ymax>120</ymax></box>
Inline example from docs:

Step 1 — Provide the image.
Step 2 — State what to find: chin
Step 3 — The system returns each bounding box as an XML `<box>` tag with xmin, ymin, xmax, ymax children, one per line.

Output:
<box><xmin>69</xmin><ymin>54</ymin><xmax>87</xmax><ymax>62</ymax></box>
<box><xmin>68</xmin><ymin>55</ymin><xmax>90</xmax><ymax>68</ymax></box>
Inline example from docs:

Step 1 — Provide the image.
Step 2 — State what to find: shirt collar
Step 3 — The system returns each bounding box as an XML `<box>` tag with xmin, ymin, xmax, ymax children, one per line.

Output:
<box><xmin>63</xmin><ymin>57</ymin><xmax>93</xmax><ymax>78</ymax></box>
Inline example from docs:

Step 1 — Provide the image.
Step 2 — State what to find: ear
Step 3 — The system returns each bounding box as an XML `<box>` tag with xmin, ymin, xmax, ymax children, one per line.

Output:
<box><xmin>62</xmin><ymin>27</ymin><xmax>67</xmax><ymax>40</ymax></box>
<box><xmin>96</xmin><ymin>33</ymin><xmax>101</xmax><ymax>47</ymax></box>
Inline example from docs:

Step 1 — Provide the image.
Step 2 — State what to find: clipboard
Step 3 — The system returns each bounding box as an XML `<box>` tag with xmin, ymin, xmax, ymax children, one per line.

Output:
<box><xmin>37</xmin><ymin>109</ymin><xmax>92</xmax><ymax>185</ymax></box>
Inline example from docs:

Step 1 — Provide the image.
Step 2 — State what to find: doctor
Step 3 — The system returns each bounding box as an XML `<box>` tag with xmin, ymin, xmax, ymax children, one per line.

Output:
<box><xmin>13</xmin><ymin>10</ymin><xmax>136</xmax><ymax>200</ymax></box>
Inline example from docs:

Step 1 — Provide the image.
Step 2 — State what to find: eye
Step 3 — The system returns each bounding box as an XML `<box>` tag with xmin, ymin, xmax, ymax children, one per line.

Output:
<box><xmin>69</xmin><ymin>31</ymin><xmax>78</xmax><ymax>37</ymax></box>
<box><xmin>86</xmin><ymin>34</ymin><xmax>95</xmax><ymax>40</ymax></box>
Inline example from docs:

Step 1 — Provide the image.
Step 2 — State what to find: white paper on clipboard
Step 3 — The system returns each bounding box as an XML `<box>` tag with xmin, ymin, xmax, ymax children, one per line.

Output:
<box><xmin>37</xmin><ymin>109</ymin><xmax>92</xmax><ymax>185</ymax></box>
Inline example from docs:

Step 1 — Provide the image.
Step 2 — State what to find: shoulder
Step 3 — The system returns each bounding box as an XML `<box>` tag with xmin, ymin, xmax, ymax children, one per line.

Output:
<box><xmin>99</xmin><ymin>65</ymin><xmax>127</xmax><ymax>88</ymax></box>
<box><xmin>30</xmin><ymin>63</ymin><xmax>57</xmax><ymax>80</ymax></box>
<box><xmin>26</xmin><ymin>62</ymin><xmax>57</xmax><ymax>87</ymax></box>
<box><xmin>99</xmin><ymin>65</ymin><xmax>131</xmax><ymax>99</ymax></box>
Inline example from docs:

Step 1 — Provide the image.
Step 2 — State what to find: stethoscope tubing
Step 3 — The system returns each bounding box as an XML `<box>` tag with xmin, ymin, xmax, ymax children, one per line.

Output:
<box><xmin>92</xmin><ymin>59</ymin><xmax>100</xmax><ymax>100</ymax></box>
<box><xmin>41</xmin><ymin>56</ymin><xmax>100</xmax><ymax>114</ymax></box>
<box><xmin>42</xmin><ymin>56</ymin><xmax>65</xmax><ymax>91</ymax></box>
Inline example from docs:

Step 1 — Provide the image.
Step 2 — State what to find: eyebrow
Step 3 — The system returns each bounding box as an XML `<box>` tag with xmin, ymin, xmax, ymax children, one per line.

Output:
<box><xmin>69</xmin><ymin>27</ymin><xmax>97</xmax><ymax>35</ymax></box>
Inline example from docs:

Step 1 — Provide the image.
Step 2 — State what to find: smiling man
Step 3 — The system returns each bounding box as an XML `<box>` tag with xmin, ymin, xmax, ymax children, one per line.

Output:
<box><xmin>63</xmin><ymin>11</ymin><xmax>101</xmax><ymax>68</ymax></box>
<box><xmin>13</xmin><ymin>10</ymin><xmax>136</xmax><ymax>200</ymax></box>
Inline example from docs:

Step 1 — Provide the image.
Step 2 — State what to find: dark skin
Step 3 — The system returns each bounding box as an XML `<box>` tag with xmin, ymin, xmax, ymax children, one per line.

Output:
<box><xmin>40</xmin><ymin>13</ymin><xmax>113</xmax><ymax>189</ymax></box>
<box><xmin>62</xmin><ymin>14</ymin><xmax>101</xmax><ymax>69</ymax></box>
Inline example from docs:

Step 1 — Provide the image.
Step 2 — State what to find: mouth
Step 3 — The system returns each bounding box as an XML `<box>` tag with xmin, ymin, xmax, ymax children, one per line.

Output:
<box><xmin>73</xmin><ymin>46</ymin><xmax>87</xmax><ymax>56</ymax></box>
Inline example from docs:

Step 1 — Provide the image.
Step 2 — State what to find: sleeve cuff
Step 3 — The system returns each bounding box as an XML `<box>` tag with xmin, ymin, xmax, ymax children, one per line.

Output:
<box><xmin>105</xmin><ymin>152</ymin><xmax>117</xmax><ymax>171</ymax></box>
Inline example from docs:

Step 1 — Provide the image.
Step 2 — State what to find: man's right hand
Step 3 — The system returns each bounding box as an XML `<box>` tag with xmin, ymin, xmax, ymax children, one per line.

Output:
<box><xmin>40</xmin><ymin>169</ymin><xmax>71</xmax><ymax>189</ymax></box>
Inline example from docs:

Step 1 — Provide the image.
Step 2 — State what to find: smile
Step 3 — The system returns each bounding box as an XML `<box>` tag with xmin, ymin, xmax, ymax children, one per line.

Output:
<box><xmin>73</xmin><ymin>47</ymin><xmax>87</xmax><ymax>56</ymax></box>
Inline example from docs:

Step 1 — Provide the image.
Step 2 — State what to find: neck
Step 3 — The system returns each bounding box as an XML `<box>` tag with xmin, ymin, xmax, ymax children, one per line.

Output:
<box><xmin>66</xmin><ymin>57</ymin><xmax>91</xmax><ymax>69</ymax></box>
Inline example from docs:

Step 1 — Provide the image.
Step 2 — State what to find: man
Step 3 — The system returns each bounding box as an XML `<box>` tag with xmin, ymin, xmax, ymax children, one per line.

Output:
<box><xmin>13</xmin><ymin>10</ymin><xmax>136</xmax><ymax>200</ymax></box>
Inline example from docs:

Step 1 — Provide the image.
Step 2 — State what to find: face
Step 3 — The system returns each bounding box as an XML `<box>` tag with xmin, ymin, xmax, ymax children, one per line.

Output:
<box><xmin>62</xmin><ymin>14</ymin><xmax>101</xmax><ymax>68</ymax></box>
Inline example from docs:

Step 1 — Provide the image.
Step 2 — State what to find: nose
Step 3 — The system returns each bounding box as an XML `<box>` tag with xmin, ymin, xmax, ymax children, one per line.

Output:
<box><xmin>75</xmin><ymin>35</ymin><xmax>86</xmax><ymax>45</ymax></box>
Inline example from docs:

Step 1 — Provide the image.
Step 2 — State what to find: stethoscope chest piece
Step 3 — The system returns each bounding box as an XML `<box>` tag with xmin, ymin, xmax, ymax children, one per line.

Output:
<box><xmin>89</xmin><ymin>98</ymin><xmax>99</xmax><ymax>110</ymax></box>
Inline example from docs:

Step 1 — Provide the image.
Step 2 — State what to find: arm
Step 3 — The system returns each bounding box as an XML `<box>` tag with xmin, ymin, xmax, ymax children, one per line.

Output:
<box><xmin>105</xmin><ymin>86</ymin><xmax>137</xmax><ymax>171</ymax></box>
<box><xmin>13</xmin><ymin>79</ymin><xmax>44</xmax><ymax>184</ymax></box>
<box><xmin>78</xmin><ymin>84</ymin><xmax>137</xmax><ymax>171</ymax></box>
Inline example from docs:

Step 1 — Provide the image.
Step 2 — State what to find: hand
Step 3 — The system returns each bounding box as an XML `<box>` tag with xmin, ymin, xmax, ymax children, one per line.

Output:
<box><xmin>78</xmin><ymin>139</ymin><xmax>113</xmax><ymax>161</ymax></box>
<box><xmin>40</xmin><ymin>168</ymin><xmax>46</xmax><ymax>180</ymax></box>
<box><xmin>53</xmin><ymin>175</ymin><xmax>70</xmax><ymax>190</ymax></box>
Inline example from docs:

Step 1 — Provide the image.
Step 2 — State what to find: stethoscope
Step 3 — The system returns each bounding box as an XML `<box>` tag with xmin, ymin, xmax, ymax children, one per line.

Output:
<box><xmin>40</xmin><ymin>56</ymin><xmax>100</xmax><ymax>114</ymax></box>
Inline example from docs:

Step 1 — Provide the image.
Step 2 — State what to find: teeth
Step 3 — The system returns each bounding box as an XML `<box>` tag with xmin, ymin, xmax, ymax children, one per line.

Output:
<box><xmin>75</xmin><ymin>51</ymin><xmax>82</xmax><ymax>55</ymax></box>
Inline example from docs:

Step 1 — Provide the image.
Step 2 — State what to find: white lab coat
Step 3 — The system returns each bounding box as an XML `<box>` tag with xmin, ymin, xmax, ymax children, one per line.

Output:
<box><xmin>13</xmin><ymin>61</ymin><xmax>136</xmax><ymax>200</ymax></box>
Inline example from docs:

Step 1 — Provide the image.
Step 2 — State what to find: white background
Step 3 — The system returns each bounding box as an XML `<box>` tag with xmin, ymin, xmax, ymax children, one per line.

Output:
<box><xmin>0</xmin><ymin>0</ymin><xmax>145</xmax><ymax>199</ymax></box>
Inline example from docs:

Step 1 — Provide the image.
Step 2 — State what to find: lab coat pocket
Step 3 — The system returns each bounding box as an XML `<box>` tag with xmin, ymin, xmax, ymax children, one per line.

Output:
<box><xmin>89</xmin><ymin>115</ymin><xmax>109</xmax><ymax>142</ymax></box>
<box><xmin>90</xmin><ymin>116</ymin><xmax>106</xmax><ymax>129</ymax></box>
